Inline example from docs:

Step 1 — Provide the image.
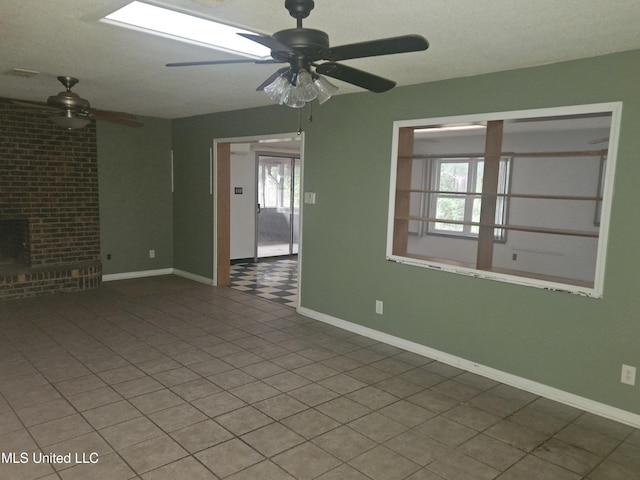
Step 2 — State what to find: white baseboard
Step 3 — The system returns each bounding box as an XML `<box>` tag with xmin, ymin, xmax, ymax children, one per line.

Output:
<box><xmin>102</xmin><ymin>268</ymin><xmax>214</xmax><ymax>286</ymax></box>
<box><xmin>102</xmin><ymin>268</ymin><xmax>173</xmax><ymax>282</ymax></box>
<box><xmin>172</xmin><ymin>269</ymin><xmax>214</xmax><ymax>285</ymax></box>
<box><xmin>298</xmin><ymin>306</ymin><xmax>640</xmax><ymax>429</ymax></box>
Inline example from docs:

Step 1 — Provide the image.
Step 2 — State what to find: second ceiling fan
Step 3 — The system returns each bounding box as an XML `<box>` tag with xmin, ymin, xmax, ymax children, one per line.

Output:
<box><xmin>167</xmin><ymin>0</ymin><xmax>429</xmax><ymax>107</ymax></box>
<box><xmin>12</xmin><ymin>76</ymin><xmax>143</xmax><ymax>129</ymax></box>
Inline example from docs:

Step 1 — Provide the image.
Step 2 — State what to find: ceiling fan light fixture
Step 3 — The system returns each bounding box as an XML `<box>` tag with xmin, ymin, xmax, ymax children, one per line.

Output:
<box><xmin>262</xmin><ymin>73</ymin><xmax>306</xmax><ymax>108</ymax></box>
<box><xmin>49</xmin><ymin>110</ymin><xmax>92</xmax><ymax>130</ymax></box>
<box><xmin>262</xmin><ymin>69</ymin><xmax>338</xmax><ymax>108</ymax></box>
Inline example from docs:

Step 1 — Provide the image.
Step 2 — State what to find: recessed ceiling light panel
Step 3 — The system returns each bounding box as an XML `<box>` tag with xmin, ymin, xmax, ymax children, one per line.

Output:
<box><xmin>102</xmin><ymin>1</ymin><xmax>270</xmax><ymax>59</ymax></box>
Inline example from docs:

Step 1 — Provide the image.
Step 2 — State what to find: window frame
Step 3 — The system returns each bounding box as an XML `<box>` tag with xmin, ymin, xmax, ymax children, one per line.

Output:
<box><xmin>425</xmin><ymin>156</ymin><xmax>511</xmax><ymax>241</ymax></box>
<box><xmin>386</xmin><ymin>102</ymin><xmax>622</xmax><ymax>298</ymax></box>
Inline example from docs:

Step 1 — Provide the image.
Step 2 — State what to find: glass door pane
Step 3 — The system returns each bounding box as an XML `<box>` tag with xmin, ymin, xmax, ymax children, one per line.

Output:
<box><xmin>256</xmin><ymin>155</ymin><xmax>299</xmax><ymax>258</ymax></box>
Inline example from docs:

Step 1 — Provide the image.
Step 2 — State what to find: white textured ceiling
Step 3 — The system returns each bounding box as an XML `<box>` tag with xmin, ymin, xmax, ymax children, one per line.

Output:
<box><xmin>2</xmin><ymin>0</ymin><xmax>640</xmax><ymax>119</ymax></box>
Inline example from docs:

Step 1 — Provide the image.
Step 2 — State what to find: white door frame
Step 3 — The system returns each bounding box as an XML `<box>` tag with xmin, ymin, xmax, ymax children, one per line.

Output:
<box><xmin>212</xmin><ymin>132</ymin><xmax>305</xmax><ymax>307</ymax></box>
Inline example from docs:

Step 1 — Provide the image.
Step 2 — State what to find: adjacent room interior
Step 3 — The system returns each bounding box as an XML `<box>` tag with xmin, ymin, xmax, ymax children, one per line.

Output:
<box><xmin>227</xmin><ymin>136</ymin><xmax>301</xmax><ymax>307</ymax></box>
<box><xmin>1</xmin><ymin>1</ymin><xmax>640</xmax><ymax>479</ymax></box>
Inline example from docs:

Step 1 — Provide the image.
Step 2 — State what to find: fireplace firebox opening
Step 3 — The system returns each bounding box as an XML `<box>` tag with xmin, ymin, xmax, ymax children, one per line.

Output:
<box><xmin>0</xmin><ymin>219</ymin><xmax>30</xmax><ymax>271</ymax></box>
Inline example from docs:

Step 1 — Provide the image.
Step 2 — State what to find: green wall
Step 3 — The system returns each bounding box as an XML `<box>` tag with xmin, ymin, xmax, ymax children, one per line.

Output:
<box><xmin>172</xmin><ymin>50</ymin><xmax>640</xmax><ymax>415</ymax></box>
<box><xmin>97</xmin><ymin>116</ymin><xmax>173</xmax><ymax>275</ymax></box>
<box><xmin>171</xmin><ymin>107</ymin><xmax>300</xmax><ymax>278</ymax></box>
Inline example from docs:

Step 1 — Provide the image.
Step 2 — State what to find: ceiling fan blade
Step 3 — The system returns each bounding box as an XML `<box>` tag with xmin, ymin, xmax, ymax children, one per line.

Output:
<box><xmin>101</xmin><ymin>117</ymin><xmax>144</xmax><ymax>128</ymax></box>
<box><xmin>11</xmin><ymin>99</ymin><xmax>56</xmax><ymax>112</ymax></box>
<box><xmin>94</xmin><ymin>115</ymin><xmax>143</xmax><ymax>128</ymax></box>
<box><xmin>91</xmin><ymin>109</ymin><xmax>143</xmax><ymax>127</ymax></box>
<box><xmin>315</xmin><ymin>62</ymin><xmax>396</xmax><ymax>93</ymax></box>
<box><xmin>237</xmin><ymin>33</ymin><xmax>294</xmax><ymax>55</ymax></box>
<box><xmin>256</xmin><ymin>67</ymin><xmax>291</xmax><ymax>91</ymax></box>
<box><xmin>321</xmin><ymin>34</ymin><xmax>429</xmax><ymax>61</ymax></box>
<box><xmin>90</xmin><ymin>108</ymin><xmax>137</xmax><ymax>120</ymax></box>
<box><xmin>166</xmin><ymin>59</ymin><xmax>275</xmax><ymax>67</ymax></box>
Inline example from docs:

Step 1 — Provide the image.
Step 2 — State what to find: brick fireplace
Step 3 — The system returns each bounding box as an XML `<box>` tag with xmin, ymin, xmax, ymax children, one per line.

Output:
<box><xmin>0</xmin><ymin>99</ymin><xmax>102</xmax><ymax>300</ymax></box>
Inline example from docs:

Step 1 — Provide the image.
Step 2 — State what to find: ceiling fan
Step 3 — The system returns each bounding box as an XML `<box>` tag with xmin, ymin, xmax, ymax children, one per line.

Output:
<box><xmin>166</xmin><ymin>0</ymin><xmax>429</xmax><ymax>108</ymax></box>
<box><xmin>12</xmin><ymin>76</ymin><xmax>142</xmax><ymax>129</ymax></box>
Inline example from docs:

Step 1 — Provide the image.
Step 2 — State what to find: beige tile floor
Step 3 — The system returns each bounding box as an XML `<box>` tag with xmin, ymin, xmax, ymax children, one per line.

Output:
<box><xmin>0</xmin><ymin>275</ymin><xmax>638</xmax><ymax>480</ymax></box>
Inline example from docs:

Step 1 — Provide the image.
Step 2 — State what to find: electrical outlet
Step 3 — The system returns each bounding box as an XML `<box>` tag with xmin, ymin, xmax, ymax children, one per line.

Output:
<box><xmin>149</xmin><ymin>249</ymin><xmax>155</xmax><ymax>259</ymax></box>
<box><xmin>621</xmin><ymin>364</ymin><xmax>636</xmax><ymax>386</ymax></box>
<box><xmin>375</xmin><ymin>300</ymin><xmax>384</xmax><ymax>315</ymax></box>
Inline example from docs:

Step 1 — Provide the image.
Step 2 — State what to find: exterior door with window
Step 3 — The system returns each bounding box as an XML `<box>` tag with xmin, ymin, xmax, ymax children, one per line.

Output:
<box><xmin>256</xmin><ymin>155</ymin><xmax>300</xmax><ymax>258</ymax></box>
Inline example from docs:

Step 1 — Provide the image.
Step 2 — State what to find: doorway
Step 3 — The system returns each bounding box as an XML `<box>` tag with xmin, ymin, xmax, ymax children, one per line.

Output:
<box><xmin>216</xmin><ymin>133</ymin><xmax>302</xmax><ymax>307</ymax></box>
<box><xmin>256</xmin><ymin>154</ymin><xmax>301</xmax><ymax>259</ymax></box>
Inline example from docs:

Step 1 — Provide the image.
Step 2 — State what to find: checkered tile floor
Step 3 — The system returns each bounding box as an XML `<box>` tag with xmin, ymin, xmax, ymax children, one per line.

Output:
<box><xmin>230</xmin><ymin>258</ymin><xmax>298</xmax><ymax>307</ymax></box>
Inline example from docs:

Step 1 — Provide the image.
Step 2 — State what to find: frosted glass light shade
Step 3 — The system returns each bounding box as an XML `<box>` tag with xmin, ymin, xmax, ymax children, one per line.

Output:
<box><xmin>49</xmin><ymin>111</ymin><xmax>91</xmax><ymax>130</ymax></box>
<box><xmin>295</xmin><ymin>70</ymin><xmax>317</xmax><ymax>102</ymax></box>
<box><xmin>263</xmin><ymin>75</ymin><xmax>290</xmax><ymax>104</ymax></box>
<box><xmin>313</xmin><ymin>76</ymin><xmax>338</xmax><ymax>104</ymax></box>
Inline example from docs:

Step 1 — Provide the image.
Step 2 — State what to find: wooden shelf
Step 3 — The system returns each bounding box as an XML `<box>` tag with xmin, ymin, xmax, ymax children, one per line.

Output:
<box><xmin>398</xmin><ymin>215</ymin><xmax>599</xmax><ymax>238</ymax></box>
<box><xmin>399</xmin><ymin>148</ymin><xmax>607</xmax><ymax>160</ymax></box>
<box><xmin>397</xmin><ymin>189</ymin><xmax>602</xmax><ymax>202</ymax></box>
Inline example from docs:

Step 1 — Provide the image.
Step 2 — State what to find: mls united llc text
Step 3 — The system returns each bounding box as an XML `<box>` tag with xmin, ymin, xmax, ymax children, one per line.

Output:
<box><xmin>1</xmin><ymin>451</ymin><xmax>99</xmax><ymax>465</ymax></box>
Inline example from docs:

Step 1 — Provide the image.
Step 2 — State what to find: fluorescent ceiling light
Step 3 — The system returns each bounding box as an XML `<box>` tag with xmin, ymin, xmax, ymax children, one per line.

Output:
<box><xmin>103</xmin><ymin>1</ymin><xmax>270</xmax><ymax>59</ymax></box>
<box><xmin>415</xmin><ymin>124</ymin><xmax>487</xmax><ymax>133</ymax></box>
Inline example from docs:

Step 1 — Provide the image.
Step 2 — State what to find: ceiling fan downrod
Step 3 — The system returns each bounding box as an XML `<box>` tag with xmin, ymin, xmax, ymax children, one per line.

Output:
<box><xmin>285</xmin><ymin>0</ymin><xmax>314</xmax><ymax>28</ymax></box>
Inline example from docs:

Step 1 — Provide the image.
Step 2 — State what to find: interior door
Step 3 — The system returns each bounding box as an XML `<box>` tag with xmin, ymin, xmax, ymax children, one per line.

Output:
<box><xmin>256</xmin><ymin>154</ymin><xmax>300</xmax><ymax>258</ymax></box>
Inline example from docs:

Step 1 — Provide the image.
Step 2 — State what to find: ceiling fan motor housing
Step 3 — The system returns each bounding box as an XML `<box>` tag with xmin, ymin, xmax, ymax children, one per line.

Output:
<box><xmin>273</xmin><ymin>28</ymin><xmax>329</xmax><ymax>56</ymax></box>
<box><xmin>47</xmin><ymin>76</ymin><xmax>91</xmax><ymax>112</ymax></box>
<box><xmin>47</xmin><ymin>91</ymin><xmax>90</xmax><ymax>112</ymax></box>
